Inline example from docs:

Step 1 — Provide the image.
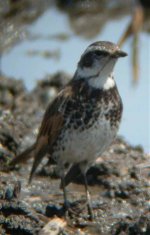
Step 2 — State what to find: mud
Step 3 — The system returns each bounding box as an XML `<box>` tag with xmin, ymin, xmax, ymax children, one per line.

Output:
<box><xmin>0</xmin><ymin>74</ymin><xmax>150</xmax><ymax>235</ymax></box>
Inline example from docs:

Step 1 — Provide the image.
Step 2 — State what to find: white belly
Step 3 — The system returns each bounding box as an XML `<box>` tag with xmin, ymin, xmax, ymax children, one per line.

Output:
<box><xmin>55</xmin><ymin>117</ymin><xmax>119</xmax><ymax>165</ymax></box>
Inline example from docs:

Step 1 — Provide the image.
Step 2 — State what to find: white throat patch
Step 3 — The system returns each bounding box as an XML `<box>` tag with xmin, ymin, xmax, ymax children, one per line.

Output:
<box><xmin>103</xmin><ymin>76</ymin><xmax>115</xmax><ymax>90</ymax></box>
<box><xmin>76</xmin><ymin>55</ymin><xmax>117</xmax><ymax>90</ymax></box>
<box><xmin>87</xmin><ymin>74</ymin><xmax>115</xmax><ymax>90</ymax></box>
<box><xmin>75</xmin><ymin>67</ymin><xmax>116</xmax><ymax>90</ymax></box>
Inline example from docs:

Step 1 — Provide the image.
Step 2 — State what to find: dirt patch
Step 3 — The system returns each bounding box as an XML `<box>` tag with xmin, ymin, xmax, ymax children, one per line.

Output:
<box><xmin>0</xmin><ymin>74</ymin><xmax>150</xmax><ymax>235</ymax></box>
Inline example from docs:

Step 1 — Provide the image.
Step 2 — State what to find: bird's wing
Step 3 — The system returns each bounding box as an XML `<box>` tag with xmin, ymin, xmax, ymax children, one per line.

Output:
<box><xmin>36</xmin><ymin>83</ymin><xmax>74</xmax><ymax>147</ymax></box>
<box><xmin>10</xmin><ymin>84</ymin><xmax>74</xmax><ymax>183</ymax></box>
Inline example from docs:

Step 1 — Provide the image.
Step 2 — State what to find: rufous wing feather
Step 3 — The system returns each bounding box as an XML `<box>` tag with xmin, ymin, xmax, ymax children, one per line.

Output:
<box><xmin>10</xmin><ymin>86</ymin><xmax>71</xmax><ymax>182</ymax></box>
<box><xmin>28</xmin><ymin>112</ymin><xmax>64</xmax><ymax>183</ymax></box>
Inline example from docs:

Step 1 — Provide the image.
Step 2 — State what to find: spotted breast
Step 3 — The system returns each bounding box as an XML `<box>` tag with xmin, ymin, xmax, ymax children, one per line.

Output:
<box><xmin>50</xmin><ymin>78</ymin><xmax>123</xmax><ymax>166</ymax></box>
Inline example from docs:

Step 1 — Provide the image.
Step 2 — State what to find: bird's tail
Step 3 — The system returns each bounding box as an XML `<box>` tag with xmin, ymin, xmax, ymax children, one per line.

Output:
<box><xmin>28</xmin><ymin>145</ymin><xmax>48</xmax><ymax>184</ymax></box>
<box><xmin>10</xmin><ymin>144</ymin><xmax>36</xmax><ymax>166</ymax></box>
<box><xmin>10</xmin><ymin>142</ymin><xmax>48</xmax><ymax>184</ymax></box>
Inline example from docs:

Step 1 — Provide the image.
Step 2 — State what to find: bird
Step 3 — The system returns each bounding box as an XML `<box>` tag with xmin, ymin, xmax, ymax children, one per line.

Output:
<box><xmin>10</xmin><ymin>41</ymin><xmax>127</xmax><ymax>220</ymax></box>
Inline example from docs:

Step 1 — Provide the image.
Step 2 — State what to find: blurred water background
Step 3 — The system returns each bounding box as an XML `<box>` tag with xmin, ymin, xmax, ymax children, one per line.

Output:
<box><xmin>0</xmin><ymin>0</ymin><xmax>150</xmax><ymax>152</ymax></box>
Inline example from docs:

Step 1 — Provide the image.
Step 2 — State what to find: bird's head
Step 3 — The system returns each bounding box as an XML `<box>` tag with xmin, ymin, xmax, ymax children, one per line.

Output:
<box><xmin>76</xmin><ymin>41</ymin><xmax>127</xmax><ymax>89</ymax></box>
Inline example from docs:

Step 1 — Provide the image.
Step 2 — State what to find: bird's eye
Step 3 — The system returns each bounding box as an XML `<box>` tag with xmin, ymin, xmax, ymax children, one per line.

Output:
<box><xmin>94</xmin><ymin>50</ymin><xmax>109</xmax><ymax>57</ymax></box>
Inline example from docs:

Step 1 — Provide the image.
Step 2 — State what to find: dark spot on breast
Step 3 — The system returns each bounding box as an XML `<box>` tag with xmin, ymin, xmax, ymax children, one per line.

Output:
<box><xmin>74</xmin><ymin>111</ymin><xmax>82</xmax><ymax>119</ymax></box>
<box><xmin>83</xmin><ymin>110</ymin><xmax>92</xmax><ymax>125</ymax></box>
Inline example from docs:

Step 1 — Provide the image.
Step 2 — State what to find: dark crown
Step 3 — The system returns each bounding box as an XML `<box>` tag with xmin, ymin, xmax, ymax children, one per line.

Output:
<box><xmin>78</xmin><ymin>41</ymin><xmax>127</xmax><ymax>68</ymax></box>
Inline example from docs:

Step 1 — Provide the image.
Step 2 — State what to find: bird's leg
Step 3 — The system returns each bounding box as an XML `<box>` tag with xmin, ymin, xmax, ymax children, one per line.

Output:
<box><xmin>60</xmin><ymin>167</ymin><xmax>81</xmax><ymax>218</ymax></box>
<box><xmin>58</xmin><ymin>163</ymin><xmax>69</xmax><ymax>212</ymax></box>
<box><xmin>83</xmin><ymin>172</ymin><xmax>94</xmax><ymax>220</ymax></box>
<box><xmin>61</xmin><ymin>176</ymin><xmax>70</xmax><ymax>211</ymax></box>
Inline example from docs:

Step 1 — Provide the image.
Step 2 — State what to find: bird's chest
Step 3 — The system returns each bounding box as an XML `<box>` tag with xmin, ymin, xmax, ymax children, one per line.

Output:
<box><xmin>52</xmin><ymin>89</ymin><xmax>122</xmax><ymax>164</ymax></box>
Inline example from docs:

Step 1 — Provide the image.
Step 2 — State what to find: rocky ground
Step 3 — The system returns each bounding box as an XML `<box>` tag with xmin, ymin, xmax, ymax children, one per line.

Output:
<box><xmin>0</xmin><ymin>74</ymin><xmax>150</xmax><ymax>235</ymax></box>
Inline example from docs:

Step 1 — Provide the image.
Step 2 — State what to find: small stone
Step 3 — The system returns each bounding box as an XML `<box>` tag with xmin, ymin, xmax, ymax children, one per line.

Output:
<box><xmin>5</xmin><ymin>186</ymin><xmax>14</xmax><ymax>200</ymax></box>
<box><xmin>45</xmin><ymin>204</ymin><xmax>63</xmax><ymax>217</ymax></box>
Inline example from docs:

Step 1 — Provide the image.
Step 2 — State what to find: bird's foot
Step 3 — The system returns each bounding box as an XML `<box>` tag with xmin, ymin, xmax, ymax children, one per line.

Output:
<box><xmin>63</xmin><ymin>199</ymin><xmax>94</xmax><ymax>221</ymax></box>
<box><xmin>63</xmin><ymin>200</ymin><xmax>80</xmax><ymax>219</ymax></box>
<box><xmin>87</xmin><ymin>202</ymin><xmax>94</xmax><ymax>221</ymax></box>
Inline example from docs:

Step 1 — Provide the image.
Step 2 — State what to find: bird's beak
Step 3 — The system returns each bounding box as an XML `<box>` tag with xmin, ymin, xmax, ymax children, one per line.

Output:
<box><xmin>112</xmin><ymin>50</ymin><xmax>127</xmax><ymax>58</ymax></box>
